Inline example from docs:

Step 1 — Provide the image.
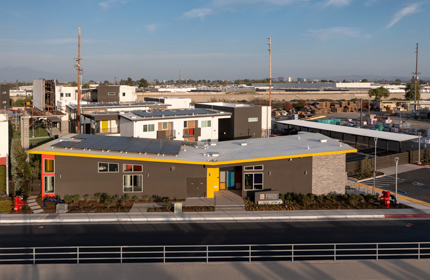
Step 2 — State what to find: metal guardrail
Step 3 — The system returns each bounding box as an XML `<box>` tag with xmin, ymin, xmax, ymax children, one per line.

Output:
<box><xmin>0</xmin><ymin>242</ymin><xmax>429</xmax><ymax>265</ymax></box>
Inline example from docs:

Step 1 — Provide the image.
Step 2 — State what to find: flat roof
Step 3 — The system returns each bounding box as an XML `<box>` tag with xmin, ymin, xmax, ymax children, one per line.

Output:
<box><xmin>29</xmin><ymin>132</ymin><xmax>356</xmax><ymax>165</ymax></box>
<box><xmin>197</xmin><ymin>102</ymin><xmax>256</xmax><ymax>108</ymax></box>
<box><xmin>278</xmin><ymin>120</ymin><xmax>419</xmax><ymax>142</ymax></box>
<box><xmin>120</xmin><ymin>108</ymin><xmax>231</xmax><ymax>121</ymax></box>
<box><xmin>67</xmin><ymin>102</ymin><xmax>166</xmax><ymax>110</ymax></box>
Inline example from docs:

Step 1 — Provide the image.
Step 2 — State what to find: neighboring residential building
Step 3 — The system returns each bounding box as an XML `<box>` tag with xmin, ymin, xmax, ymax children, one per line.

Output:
<box><xmin>89</xmin><ymin>85</ymin><xmax>137</xmax><ymax>103</ymax></box>
<box><xmin>195</xmin><ymin>102</ymin><xmax>271</xmax><ymax>140</ymax></box>
<box><xmin>0</xmin><ymin>113</ymin><xmax>8</xmax><ymax>159</ymax></box>
<box><xmin>119</xmin><ymin>108</ymin><xmax>231</xmax><ymax>142</ymax></box>
<box><xmin>0</xmin><ymin>85</ymin><xmax>10</xmax><ymax>109</ymax></box>
<box><xmin>56</xmin><ymin>86</ymin><xmax>78</xmax><ymax>105</ymax></box>
<box><xmin>67</xmin><ymin>101</ymin><xmax>169</xmax><ymax>134</ymax></box>
<box><xmin>144</xmin><ymin>97</ymin><xmax>192</xmax><ymax>109</ymax></box>
<box><xmin>28</xmin><ymin>132</ymin><xmax>356</xmax><ymax>199</ymax></box>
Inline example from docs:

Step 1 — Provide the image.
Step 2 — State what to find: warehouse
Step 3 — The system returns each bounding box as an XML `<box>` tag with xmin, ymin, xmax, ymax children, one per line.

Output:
<box><xmin>28</xmin><ymin>132</ymin><xmax>356</xmax><ymax>199</ymax></box>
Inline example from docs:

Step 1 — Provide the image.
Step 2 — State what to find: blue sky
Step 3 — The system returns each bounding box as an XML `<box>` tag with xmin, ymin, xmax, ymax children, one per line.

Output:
<box><xmin>0</xmin><ymin>0</ymin><xmax>429</xmax><ymax>82</ymax></box>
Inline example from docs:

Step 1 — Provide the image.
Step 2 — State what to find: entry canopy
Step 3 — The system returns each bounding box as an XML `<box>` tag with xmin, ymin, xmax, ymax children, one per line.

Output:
<box><xmin>278</xmin><ymin>120</ymin><xmax>419</xmax><ymax>142</ymax></box>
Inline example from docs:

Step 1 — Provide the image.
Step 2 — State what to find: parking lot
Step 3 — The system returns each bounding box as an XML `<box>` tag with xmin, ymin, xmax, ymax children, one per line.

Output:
<box><xmin>359</xmin><ymin>166</ymin><xmax>430</xmax><ymax>203</ymax></box>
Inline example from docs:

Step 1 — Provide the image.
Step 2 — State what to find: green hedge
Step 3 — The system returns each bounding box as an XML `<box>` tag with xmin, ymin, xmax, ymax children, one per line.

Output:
<box><xmin>0</xmin><ymin>166</ymin><xmax>5</xmax><ymax>194</ymax></box>
<box><xmin>0</xmin><ymin>200</ymin><xmax>13</xmax><ymax>213</ymax></box>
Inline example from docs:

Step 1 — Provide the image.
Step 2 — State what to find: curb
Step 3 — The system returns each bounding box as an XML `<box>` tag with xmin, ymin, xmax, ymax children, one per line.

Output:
<box><xmin>0</xmin><ymin>214</ymin><xmax>393</xmax><ymax>224</ymax></box>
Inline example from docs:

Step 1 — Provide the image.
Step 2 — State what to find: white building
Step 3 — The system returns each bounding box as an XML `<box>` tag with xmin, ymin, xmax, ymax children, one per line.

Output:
<box><xmin>119</xmin><ymin>108</ymin><xmax>232</xmax><ymax>142</ymax></box>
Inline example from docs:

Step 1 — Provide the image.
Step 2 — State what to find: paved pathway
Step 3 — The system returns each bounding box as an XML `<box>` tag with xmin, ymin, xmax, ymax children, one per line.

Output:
<box><xmin>26</xmin><ymin>195</ymin><xmax>43</xmax><ymax>214</ymax></box>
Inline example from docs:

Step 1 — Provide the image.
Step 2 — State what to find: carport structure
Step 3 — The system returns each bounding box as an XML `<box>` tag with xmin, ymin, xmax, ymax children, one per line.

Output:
<box><xmin>277</xmin><ymin>120</ymin><xmax>419</xmax><ymax>154</ymax></box>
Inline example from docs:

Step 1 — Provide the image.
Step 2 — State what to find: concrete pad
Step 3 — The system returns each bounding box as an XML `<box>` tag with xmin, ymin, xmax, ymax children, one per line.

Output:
<box><xmin>32</xmin><ymin>209</ymin><xmax>44</xmax><ymax>214</ymax></box>
<box><xmin>347</xmin><ymin>260</ymin><xmax>430</xmax><ymax>280</ymax></box>
<box><xmin>28</xmin><ymin>203</ymin><xmax>39</xmax><ymax>207</ymax></box>
<box><xmin>27</xmin><ymin>199</ymin><xmax>36</xmax><ymax>203</ymax></box>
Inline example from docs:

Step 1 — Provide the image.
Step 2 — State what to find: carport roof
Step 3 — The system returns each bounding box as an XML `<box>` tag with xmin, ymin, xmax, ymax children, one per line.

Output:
<box><xmin>278</xmin><ymin>120</ymin><xmax>419</xmax><ymax>142</ymax></box>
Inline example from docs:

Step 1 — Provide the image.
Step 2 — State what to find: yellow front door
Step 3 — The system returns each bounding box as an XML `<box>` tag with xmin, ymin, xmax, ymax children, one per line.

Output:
<box><xmin>206</xmin><ymin>168</ymin><xmax>219</xmax><ymax>198</ymax></box>
<box><xmin>101</xmin><ymin>120</ymin><xmax>108</xmax><ymax>133</ymax></box>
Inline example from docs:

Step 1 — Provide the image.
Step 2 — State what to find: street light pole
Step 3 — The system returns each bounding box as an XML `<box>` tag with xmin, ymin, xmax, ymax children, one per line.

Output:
<box><xmin>373</xmin><ymin>138</ymin><xmax>378</xmax><ymax>195</ymax></box>
<box><xmin>394</xmin><ymin>157</ymin><xmax>399</xmax><ymax>203</ymax></box>
<box><xmin>418</xmin><ymin>132</ymin><xmax>422</xmax><ymax>164</ymax></box>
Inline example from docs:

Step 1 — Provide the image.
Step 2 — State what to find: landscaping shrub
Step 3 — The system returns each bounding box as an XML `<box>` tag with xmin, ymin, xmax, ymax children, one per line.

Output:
<box><xmin>72</xmin><ymin>195</ymin><xmax>80</xmax><ymax>204</ymax></box>
<box><xmin>94</xmin><ymin>193</ymin><xmax>102</xmax><ymax>203</ymax></box>
<box><xmin>63</xmin><ymin>195</ymin><xmax>73</xmax><ymax>204</ymax></box>
<box><xmin>0</xmin><ymin>199</ymin><xmax>13</xmax><ymax>213</ymax></box>
<box><xmin>83</xmin><ymin>194</ymin><xmax>90</xmax><ymax>203</ymax></box>
<box><xmin>123</xmin><ymin>194</ymin><xmax>130</xmax><ymax>202</ymax></box>
<box><xmin>132</xmin><ymin>195</ymin><xmax>139</xmax><ymax>202</ymax></box>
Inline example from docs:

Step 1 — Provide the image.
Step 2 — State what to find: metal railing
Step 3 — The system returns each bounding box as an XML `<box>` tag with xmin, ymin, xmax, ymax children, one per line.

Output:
<box><xmin>0</xmin><ymin>242</ymin><xmax>429</xmax><ymax>265</ymax></box>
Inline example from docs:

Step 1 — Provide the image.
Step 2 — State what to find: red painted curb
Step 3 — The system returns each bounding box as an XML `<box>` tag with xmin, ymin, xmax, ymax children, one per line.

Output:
<box><xmin>385</xmin><ymin>214</ymin><xmax>430</xmax><ymax>218</ymax></box>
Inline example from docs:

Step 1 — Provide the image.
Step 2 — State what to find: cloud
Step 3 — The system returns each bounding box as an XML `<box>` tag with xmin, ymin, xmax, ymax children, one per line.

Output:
<box><xmin>181</xmin><ymin>0</ymin><xmax>306</xmax><ymax>19</ymax></box>
<box><xmin>182</xmin><ymin>8</ymin><xmax>213</xmax><ymax>19</ymax></box>
<box><xmin>99</xmin><ymin>0</ymin><xmax>126</xmax><ymax>11</ymax></box>
<box><xmin>305</xmin><ymin>27</ymin><xmax>370</xmax><ymax>41</ymax></box>
<box><xmin>145</xmin><ymin>24</ymin><xmax>158</xmax><ymax>33</ymax></box>
<box><xmin>325</xmin><ymin>0</ymin><xmax>351</xmax><ymax>7</ymax></box>
<box><xmin>386</xmin><ymin>2</ymin><xmax>421</xmax><ymax>29</ymax></box>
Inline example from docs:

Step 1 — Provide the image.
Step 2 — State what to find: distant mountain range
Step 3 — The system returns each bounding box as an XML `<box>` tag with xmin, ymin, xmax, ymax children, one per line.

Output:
<box><xmin>309</xmin><ymin>75</ymin><xmax>430</xmax><ymax>82</ymax></box>
<box><xmin>0</xmin><ymin>67</ymin><xmax>74</xmax><ymax>83</ymax></box>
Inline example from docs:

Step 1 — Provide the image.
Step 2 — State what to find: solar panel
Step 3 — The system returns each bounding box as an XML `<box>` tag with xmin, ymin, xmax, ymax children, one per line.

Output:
<box><xmin>133</xmin><ymin>108</ymin><xmax>217</xmax><ymax>118</ymax></box>
<box><xmin>57</xmin><ymin>134</ymin><xmax>182</xmax><ymax>156</ymax></box>
<box><xmin>145</xmin><ymin>139</ymin><xmax>168</xmax><ymax>154</ymax></box>
<box><xmin>161</xmin><ymin>141</ymin><xmax>182</xmax><ymax>155</ymax></box>
<box><xmin>125</xmin><ymin>138</ymin><xmax>152</xmax><ymax>153</ymax></box>
<box><xmin>52</xmin><ymin>141</ymin><xmax>77</xmax><ymax>148</ymax></box>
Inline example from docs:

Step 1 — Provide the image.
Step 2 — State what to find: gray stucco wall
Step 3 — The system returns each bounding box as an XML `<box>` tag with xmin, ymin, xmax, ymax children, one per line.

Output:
<box><xmin>312</xmin><ymin>153</ymin><xmax>346</xmax><ymax>195</ymax></box>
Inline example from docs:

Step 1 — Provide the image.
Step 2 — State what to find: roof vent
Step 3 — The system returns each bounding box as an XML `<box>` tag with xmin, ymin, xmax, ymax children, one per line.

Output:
<box><xmin>210</xmin><ymin>142</ymin><xmax>217</xmax><ymax>146</ymax></box>
<box><xmin>240</xmin><ymin>142</ymin><xmax>247</xmax><ymax>146</ymax></box>
<box><xmin>209</xmin><ymin>152</ymin><xmax>220</xmax><ymax>157</ymax></box>
<box><xmin>320</xmin><ymin>139</ymin><xmax>328</xmax><ymax>143</ymax></box>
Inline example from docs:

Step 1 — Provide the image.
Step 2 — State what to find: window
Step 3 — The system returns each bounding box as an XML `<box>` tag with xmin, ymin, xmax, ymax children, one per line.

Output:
<box><xmin>108</xmin><ymin>92</ymin><xmax>116</xmax><ymax>95</ymax></box>
<box><xmin>123</xmin><ymin>175</ymin><xmax>143</xmax><ymax>192</ymax></box>
<box><xmin>2</xmin><ymin>101</ymin><xmax>6</xmax><ymax>104</ymax></box>
<box><xmin>143</xmin><ymin>124</ymin><xmax>154</xmax><ymax>132</ymax></box>
<box><xmin>98</xmin><ymin>162</ymin><xmax>119</xmax><ymax>173</ymax></box>
<box><xmin>248</xmin><ymin>117</ymin><xmax>258</xmax><ymax>122</ymax></box>
<box><xmin>123</xmin><ymin>164</ymin><xmax>143</xmax><ymax>172</ymax></box>
<box><xmin>244</xmin><ymin>165</ymin><xmax>263</xmax><ymax>171</ymax></box>
<box><xmin>184</xmin><ymin>121</ymin><xmax>188</xmax><ymax>128</ymax></box>
<box><xmin>122</xmin><ymin>92</ymin><xmax>126</xmax><ymax>96</ymax></box>
<box><xmin>60</xmin><ymin>93</ymin><xmax>64</xmax><ymax>97</ymax></box>
<box><xmin>65</xmin><ymin>93</ymin><xmax>71</xmax><ymax>97</ymax></box>
<box><xmin>44</xmin><ymin>159</ymin><xmax>54</xmax><ymax>173</ymax></box>
<box><xmin>162</xmin><ymin>122</ymin><xmax>168</xmax><ymax>130</ymax></box>
<box><xmin>244</xmin><ymin>173</ymin><xmax>263</xmax><ymax>190</ymax></box>
<box><xmin>44</xmin><ymin>176</ymin><xmax>55</xmax><ymax>193</ymax></box>
<box><xmin>2</xmin><ymin>91</ymin><xmax>6</xmax><ymax>94</ymax></box>
<box><xmin>201</xmin><ymin>120</ymin><xmax>211</xmax><ymax>127</ymax></box>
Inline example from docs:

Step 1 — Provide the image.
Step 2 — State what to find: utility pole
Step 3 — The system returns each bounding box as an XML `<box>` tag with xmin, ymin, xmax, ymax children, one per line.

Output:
<box><xmin>76</xmin><ymin>27</ymin><xmax>82</xmax><ymax>134</ymax></box>
<box><xmin>179</xmin><ymin>70</ymin><xmax>182</xmax><ymax>82</ymax></box>
<box><xmin>268</xmin><ymin>37</ymin><xmax>272</xmax><ymax>138</ymax></box>
<box><xmin>413</xmin><ymin>43</ymin><xmax>420</xmax><ymax>114</ymax></box>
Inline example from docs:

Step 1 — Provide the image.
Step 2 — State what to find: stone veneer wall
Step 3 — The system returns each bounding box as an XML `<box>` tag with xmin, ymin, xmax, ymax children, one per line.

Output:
<box><xmin>312</xmin><ymin>153</ymin><xmax>346</xmax><ymax>195</ymax></box>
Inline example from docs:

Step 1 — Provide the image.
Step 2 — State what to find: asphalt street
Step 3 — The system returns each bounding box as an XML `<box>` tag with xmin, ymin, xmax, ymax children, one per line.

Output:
<box><xmin>1</xmin><ymin>220</ymin><xmax>430</xmax><ymax>247</ymax></box>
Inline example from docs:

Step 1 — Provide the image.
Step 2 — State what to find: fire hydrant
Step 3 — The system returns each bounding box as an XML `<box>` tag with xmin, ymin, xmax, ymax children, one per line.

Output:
<box><xmin>380</xmin><ymin>191</ymin><xmax>391</xmax><ymax>207</ymax></box>
<box><xmin>14</xmin><ymin>196</ymin><xmax>26</xmax><ymax>212</ymax></box>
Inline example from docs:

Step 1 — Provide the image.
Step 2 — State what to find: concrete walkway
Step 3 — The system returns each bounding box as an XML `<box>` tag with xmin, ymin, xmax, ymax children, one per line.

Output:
<box><xmin>3</xmin><ymin>259</ymin><xmax>430</xmax><ymax>280</ymax></box>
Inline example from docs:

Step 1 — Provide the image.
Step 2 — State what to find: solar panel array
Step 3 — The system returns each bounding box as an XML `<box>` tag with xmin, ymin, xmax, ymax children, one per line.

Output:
<box><xmin>133</xmin><ymin>108</ymin><xmax>218</xmax><ymax>118</ymax></box>
<box><xmin>51</xmin><ymin>134</ymin><xmax>182</xmax><ymax>156</ymax></box>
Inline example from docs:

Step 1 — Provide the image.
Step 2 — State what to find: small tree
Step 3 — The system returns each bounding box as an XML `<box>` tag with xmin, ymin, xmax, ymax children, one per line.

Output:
<box><xmin>138</xmin><ymin>78</ymin><xmax>148</xmax><ymax>88</ymax></box>
<box><xmin>405</xmin><ymin>79</ymin><xmax>421</xmax><ymax>101</ymax></box>
<box><xmin>368</xmin><ymin>87</ymin><xmax>390</xmax><ymax>101</ymax></box>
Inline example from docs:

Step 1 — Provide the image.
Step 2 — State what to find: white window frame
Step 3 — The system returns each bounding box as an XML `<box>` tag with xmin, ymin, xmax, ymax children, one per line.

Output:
<box><xmin>44</xmin><ymin>176</ymin><xmax>55</xmax><ymax>194</ymax></box>
<box><xmin>123</xmin><ymin>174</ymin><xmax>143</xmax><ymax>193</ymax></box>
<box><xmin>201</xmin><ymin>120</ymin><xmax>211</xmax><ymax>128</ymax></box>
<box><xmin>244</xmin><ymin>165</ymin><xmax>264</xmax><ymax>171</ymax></box>
<box><xmin>65</xmin><ymin>93</ymin><xmax>71</xmax><ymax>97</ymax></box>
<box><xmin>44</xmin><ymin>159</ymin><xmax>55</xmax><ymax>173</ymax></box>
<box><xmin>143</xmin><ymin>124</ymin><xmax>155</xmax><ymax>132</ymax></box>
<box><xmin>123</xmin><ymin>164</ymin><xmax>143</xmax><ymax>173</ymax></box>
<box><xmin>162</xmin><ymin>122</ymin><xmax>168</xmax><ymax>130</ymax></box>
<box><xmin>244</xmin><ymin>172</ymin><xmax>263</xmax><ymax>190</ymax></box>
<box><xmin>98</xmin><ymin>162</ymin><xmax>119</xmax><ymax>173</ymax></box>
<box><xmin>248</xmin><ymin>117</ymin><xmax>258</xmax><ymax>122</ymax></box>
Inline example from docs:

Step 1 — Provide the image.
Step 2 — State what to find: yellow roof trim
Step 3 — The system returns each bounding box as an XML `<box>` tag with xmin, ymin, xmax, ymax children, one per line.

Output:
<box><xmin>28</xmin><ymin>149</ymin><xmax>357</xmax><ymax>166</ymax></box>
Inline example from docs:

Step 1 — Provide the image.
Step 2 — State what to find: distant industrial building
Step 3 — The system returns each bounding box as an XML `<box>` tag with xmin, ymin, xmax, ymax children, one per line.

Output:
<box><xmin>87</xmin><ymin>85</ymin><xmax>137</xmax><ymax>103</ymax></box>
<box><xmin>32</xmin><ymin>79</ymin><xmax>56</xmax><ymax>110</ymax></box>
